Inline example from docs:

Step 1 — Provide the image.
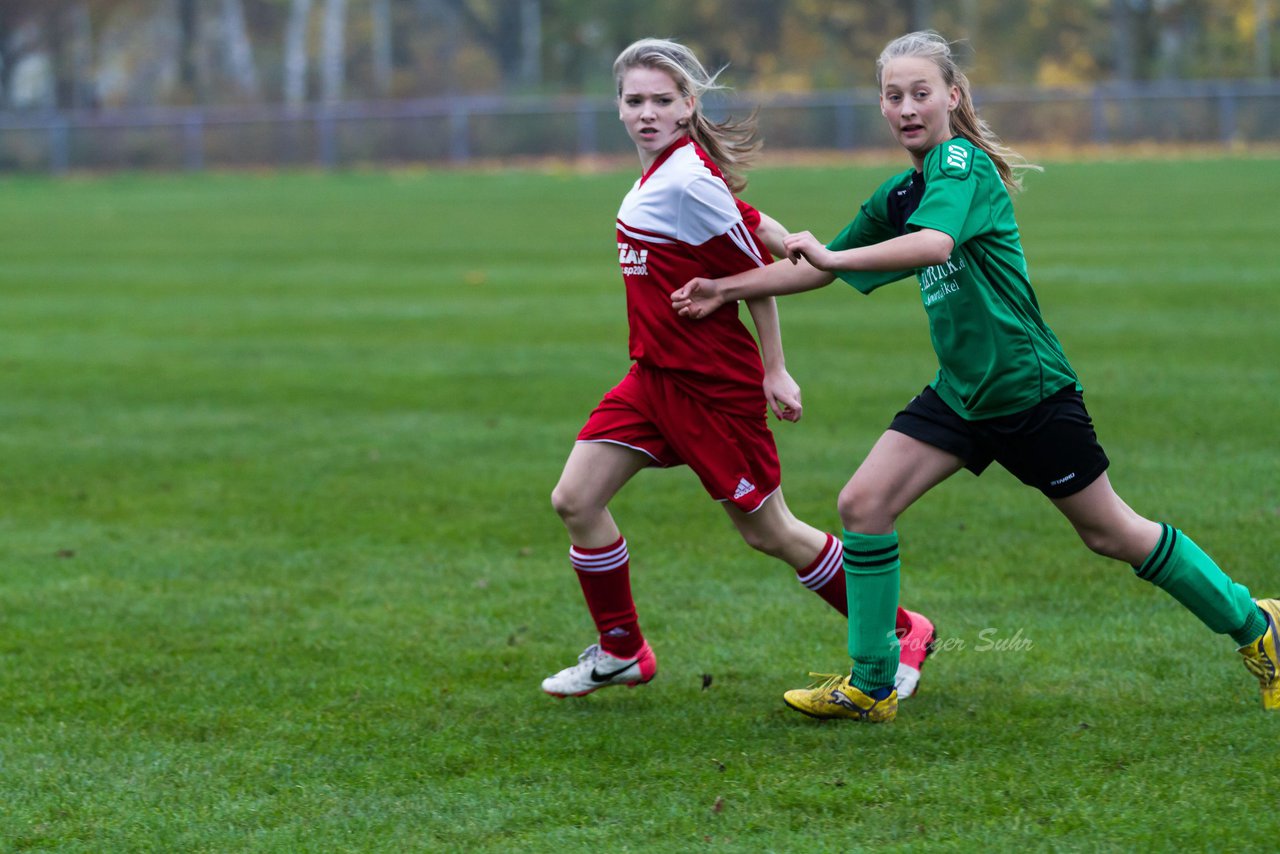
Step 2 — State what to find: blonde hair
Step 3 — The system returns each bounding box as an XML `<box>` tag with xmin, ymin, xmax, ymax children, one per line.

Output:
<box><xmin>877</xmin><ymin>31</ymin><xmax>1040</xmax><ymax>193</ymax></box>
<box><xmin>613</xmin><ymin>38</ymin><xmax>760</xmax><ymax>193</ymax></box>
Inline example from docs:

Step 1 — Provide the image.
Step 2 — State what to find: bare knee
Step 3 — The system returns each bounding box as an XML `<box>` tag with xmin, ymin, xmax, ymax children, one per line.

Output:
<box><xmin>1059</xmin><ymin>497</ymin><xmax>1162</xmax><ymax>565</ymax></box>
<box><xmin>1085</xmin><ymin>530</ymin><xmax>1162</xmax><ymax>565</ymax></box>
<box><xmin>551</xmin><ymin>481</ymin><xmax>593</xmax><ymax>526</ymax></box>
<box><xmin>837</xmin><ymin>482</ymin><xmax>897</xmax><ymax>535</ymax></box>
<box><xmin>1053</xmin><ymin>475</ymin><xmax>1163</xmax><ymax>565</ymax></box>
<box><xmin>1073</xmin><ymin>519</ymin><xmax>1159</xmax><ymax>565</ymax></box>
<box><xmin>1076</xmin><ymin>527</ymin><xmax>1123</xmax><ymax>560</ymax></box>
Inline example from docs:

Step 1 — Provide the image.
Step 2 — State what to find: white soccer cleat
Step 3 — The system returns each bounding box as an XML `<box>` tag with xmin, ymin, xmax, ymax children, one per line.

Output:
<box><xmin>540</xmin><ymin>641</ymin><xmax>658</xmax><ymax>697</ymax></box>
<box><xmin>895</xmin><ymin>661</ymin><xmax>923</xmax><ymax>700</ymax></box>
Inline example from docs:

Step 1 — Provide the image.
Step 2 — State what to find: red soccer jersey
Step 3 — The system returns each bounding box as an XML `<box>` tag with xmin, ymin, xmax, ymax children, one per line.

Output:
<box><xmin>615</xmin><ymin>137</ymin><xmax>772</xmax><ymax>417</ymax></box>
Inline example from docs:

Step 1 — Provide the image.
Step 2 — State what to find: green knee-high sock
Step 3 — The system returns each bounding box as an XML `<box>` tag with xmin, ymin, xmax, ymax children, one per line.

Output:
<box><xmin>1133</xmin><ymin>523</ymin><xmax>1265</xmax><ymax>646</ymax></box>
<box><xmin>843</xmin><ymin>530</ymin><xmax>900</xmax><ymax>693</ymax></box>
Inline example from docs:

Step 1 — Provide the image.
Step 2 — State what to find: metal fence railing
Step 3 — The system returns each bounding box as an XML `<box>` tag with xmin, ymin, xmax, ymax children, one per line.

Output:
<box><xmin>1</xmin><ymin>79</ymin><xmax>1277</xmax><ymax>174</ymax></box>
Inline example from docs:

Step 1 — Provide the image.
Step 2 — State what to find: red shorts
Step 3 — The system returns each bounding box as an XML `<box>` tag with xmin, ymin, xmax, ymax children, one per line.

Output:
<box><xmin>577</xmin><ymin>364</ymin><xmax>781</xmax><ymax>513</ymax></box>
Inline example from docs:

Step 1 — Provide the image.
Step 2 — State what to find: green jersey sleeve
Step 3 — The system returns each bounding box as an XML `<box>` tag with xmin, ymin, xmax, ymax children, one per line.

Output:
<box><xmin>907</xmin><ymin>139</ymin><xmax>985</xmax><ymax>246</ymax></box>
<box><xmin>827</xmin><ymin>172</ymin><xmax>916</xmax><ymax>294</ymax></box>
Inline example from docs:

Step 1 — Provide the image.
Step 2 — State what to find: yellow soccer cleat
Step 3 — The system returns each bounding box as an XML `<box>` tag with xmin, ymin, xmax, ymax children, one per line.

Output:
<box><xmin>1239</xmin><ymin>599</ymin><xmax>1280</xmax><ymax>711</ymax></box>
<box><xmin>783</xmin><ymin>672</ymin><xmax>897</xmax><ymax>722</ymax></box>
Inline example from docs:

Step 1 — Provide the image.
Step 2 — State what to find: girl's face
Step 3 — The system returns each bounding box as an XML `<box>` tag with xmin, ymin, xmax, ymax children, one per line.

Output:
<box><xmin>618</xmin><ymin>65</ymin><xmax>695</xmax><ymax>169</ymax></box>
<box><xmin>879</xmin><ymin>56</ymin><xmax>960</xmax><ymax>166</ymax></box>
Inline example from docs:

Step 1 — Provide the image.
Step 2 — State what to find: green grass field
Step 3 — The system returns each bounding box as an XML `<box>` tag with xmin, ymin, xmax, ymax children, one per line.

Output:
<box><xmin>1</xmin><ymin>155</ymin><xmax>1278</xmax><ymax>851</ymax></box>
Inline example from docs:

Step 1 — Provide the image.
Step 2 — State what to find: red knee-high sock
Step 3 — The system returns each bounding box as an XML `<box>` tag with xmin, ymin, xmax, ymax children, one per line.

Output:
<box><xmin>571</xmin><ymin>536</ymin><xmax>643</xmax><ymax>658</ymax></box>
<box><xmin>796</xmin><ymin>533</ymin><xmax>846</xmax><ymax>615</ymax></box>
<box><xmin>798</xmin><ymin>533</ymin><xmax>913</xmax><ymax>636</ymax></box>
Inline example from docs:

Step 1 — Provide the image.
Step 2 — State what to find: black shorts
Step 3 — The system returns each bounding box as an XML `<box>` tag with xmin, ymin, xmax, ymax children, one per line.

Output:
<box><xmin>888</xmin><ymin>385</ymin><xmax>1110</xmax><ymax>498</ymax></box>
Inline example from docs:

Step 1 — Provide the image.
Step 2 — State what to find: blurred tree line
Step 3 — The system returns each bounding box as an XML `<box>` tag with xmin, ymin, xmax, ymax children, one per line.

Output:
<box><xmin>0</xmin><ymin>0</ymin><xmax>1274</xmax><ymax>111</ymax></box>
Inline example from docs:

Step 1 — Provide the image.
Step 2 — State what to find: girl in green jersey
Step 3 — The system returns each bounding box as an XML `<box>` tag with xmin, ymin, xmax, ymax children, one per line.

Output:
<box><xmin>671</xmin><ymin>30</ymin><xmax>1278</xmax><ymax>722</ymax></box>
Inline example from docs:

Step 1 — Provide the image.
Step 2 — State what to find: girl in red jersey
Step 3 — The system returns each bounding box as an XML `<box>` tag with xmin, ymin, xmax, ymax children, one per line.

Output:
<box><xmin>541</xmin><ymin>38</ymin><xmax>935</xmax><ymax>699</ymax></box>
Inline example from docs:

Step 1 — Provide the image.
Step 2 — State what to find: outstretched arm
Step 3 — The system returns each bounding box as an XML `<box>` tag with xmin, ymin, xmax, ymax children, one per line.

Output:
<box><xmin>785</xmin><ymin>228</ymin><xmax>955</xmax><ymax>272</ymax></box>
<box><xmin>672</xmin><ymin>256</ymin><xmax>835</xmax><ymax>319</ymax></box>
<box><xmin>744</xmin><ymin>295</ymin><xmax>803</xmax><ymax>422</ymax></box>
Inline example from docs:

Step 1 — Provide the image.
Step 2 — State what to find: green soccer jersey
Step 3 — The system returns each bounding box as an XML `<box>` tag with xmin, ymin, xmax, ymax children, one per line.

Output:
<box><xmin>827</xmin><ymin>138</ymin><xmax>1079</xmax><ymax>420</ymax></box>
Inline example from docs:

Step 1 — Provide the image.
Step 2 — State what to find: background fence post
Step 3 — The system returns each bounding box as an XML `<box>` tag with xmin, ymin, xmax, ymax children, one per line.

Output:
<box><xmin>576</xmin><ymin>100</ymin><xmax>596</xmax><ymax>159</ymax></box>
<box><xmin>183</xmin><ymin>111</ymin><xmax>205</xmax><ymax>171</ymax></box>
<box><xmin>449</xmin><ymin>99</ymin><xmax>470</xmax><ymax>164</ymax></box>
<box><xmin>317</xmin><ymin>108</ymin><xmax>337</xmax><ymax>169</ymax></box>
<box><xmin>49</xmin><ymin>116</ymin><xmax>70</xmax><ymax>175</ymax></box>
<box><xmin>1091</xmin><ymin>85</ymin><xmax>1109</xmax><ymax>145</ymax></box>
<box><xmin>1217</xmin><ymin>83</ymin><xmax>1237</xmax><ymax>146</ymax></box>
<box><xmin>835</xmin><ymin>98</ymin><xmax>856</xmax><ymax>150</ymax></box>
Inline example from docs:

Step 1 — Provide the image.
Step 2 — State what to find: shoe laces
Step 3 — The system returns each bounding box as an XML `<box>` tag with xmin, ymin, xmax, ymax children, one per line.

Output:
<box><xmin>563</xmin><ymin>643</ymin><xmax>610</xmax><ymax>677</ymax></box>
<box><xmin>1243</xmin><ymin>650</ymin><xmax>1277</xmax><ymax>683</ymax></box>
<box><xmin>804</xmin><ymin>672</ymin><xmax>849</xmax><ymax>693</ymax></box>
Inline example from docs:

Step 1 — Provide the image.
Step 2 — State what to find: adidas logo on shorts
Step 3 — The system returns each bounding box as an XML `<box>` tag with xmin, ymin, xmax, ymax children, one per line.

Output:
<box><xmin>733</xmin><ymin>478</ymin><xmax>756</xmax><ymax>500</ymax></box>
